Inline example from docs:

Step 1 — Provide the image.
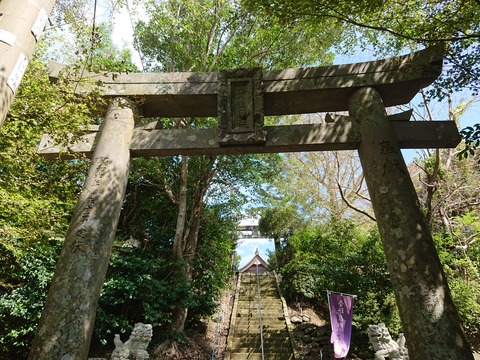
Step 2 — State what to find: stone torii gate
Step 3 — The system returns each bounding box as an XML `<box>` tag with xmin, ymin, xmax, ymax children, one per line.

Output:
<box><xmin>30</xmin><ymin>47</ymin><xmax>473</xmax><ymax>360</ymax></box>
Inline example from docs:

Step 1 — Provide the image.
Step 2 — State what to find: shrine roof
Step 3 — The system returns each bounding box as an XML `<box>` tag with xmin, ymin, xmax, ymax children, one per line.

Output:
<box><xmin>238</xmin><ymin>249</ymin><xmax>269</xmax><ymax>273</ymax></box>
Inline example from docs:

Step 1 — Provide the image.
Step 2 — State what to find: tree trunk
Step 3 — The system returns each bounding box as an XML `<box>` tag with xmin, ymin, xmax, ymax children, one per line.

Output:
<box><xmin>172</xmin><ymin>155</ymin><xmax>189</xmax><ymax>264</ymax></box>
<box><xmin>159</xmin><ymin>155</ymin><xmax>216</xmax><ymax>357</ymax></box>
<box><xmin>171</xmin><ymin>155</ymin><xmax>190</xmax><ymax>335</ymax></box>
<box><xmin>170</xmin><ymin>156</ymin><xmax>216</xmax><ymax>332</ymax></box>
<box><xmin>349</xmin><ymin>87</ymin><xmax>473</xmax><ymax>360</ymax></box>
<box><xmin>170</xmin><ymin>266</ymin><xmax>191</xmax><ymax>333</ymax></box>
<box><xmin>273</xmin><ymin>236</ymin><xmax>283</xmax><ymax>269</ymax></box>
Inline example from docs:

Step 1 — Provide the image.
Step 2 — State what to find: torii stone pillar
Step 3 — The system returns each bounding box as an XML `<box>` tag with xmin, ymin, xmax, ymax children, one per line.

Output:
<box><xmin>0</xmin><ymin>0</ymin><xmax>57</xmax><ymax>126</ymax></box>
<box><xmin>349</xmin><ymin>87</ymin><xmax>473</xmax><ymax>360</ymax></box>
<box><xmin>28</xmin><ymin>98</ymin><xmax>135</xmax><ymax>360</ymax></box>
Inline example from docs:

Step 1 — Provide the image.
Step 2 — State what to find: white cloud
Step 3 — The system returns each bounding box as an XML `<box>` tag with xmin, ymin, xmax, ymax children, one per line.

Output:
<box><xmin>97</xmin><ymin>0</ymin><xmax>144</xmax><ymax>69</ymax></box>
<box><xmin>111</xmin><ymin>6</ymin><xmax>144</xmax><ymax>69</ymax></box>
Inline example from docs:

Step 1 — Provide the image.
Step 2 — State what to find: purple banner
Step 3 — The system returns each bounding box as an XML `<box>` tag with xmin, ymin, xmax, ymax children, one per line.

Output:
<box><xmin>329</xmin><ymin>292</ymin><xmax>355</xmax><ymax>359</ymax></box>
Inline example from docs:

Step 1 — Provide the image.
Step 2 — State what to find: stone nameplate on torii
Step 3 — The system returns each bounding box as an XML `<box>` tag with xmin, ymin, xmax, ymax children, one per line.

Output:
<box><xmin>217</xmin><ymin>67</ymin><xmax>266</xmax><ymax>145</ymax></box>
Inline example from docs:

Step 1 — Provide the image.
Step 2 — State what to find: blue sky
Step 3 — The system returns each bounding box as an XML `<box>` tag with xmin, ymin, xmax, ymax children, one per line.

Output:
<box><xmin>236</xmin><ymin>237</ymin><xmax>274</xmax><ymax>268</ymax></box>
<box><xmin>400</xmin><ymin>91</ymin><xmax>479</xmax><ymax>164</ymax></box>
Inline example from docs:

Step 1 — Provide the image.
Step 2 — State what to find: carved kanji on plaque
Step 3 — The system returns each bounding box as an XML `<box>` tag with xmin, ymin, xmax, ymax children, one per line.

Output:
<box><xmin>218</xmin><ymin>68</ymin><xmax>266</xmax><ymax>145</ymax></box>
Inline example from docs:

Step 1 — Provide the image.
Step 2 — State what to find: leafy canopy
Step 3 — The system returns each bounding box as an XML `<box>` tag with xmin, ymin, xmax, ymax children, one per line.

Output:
<box><xmin>242</xmin><ymin>0</ymin><xmax>480</xmax><ymax>97</ymax></box>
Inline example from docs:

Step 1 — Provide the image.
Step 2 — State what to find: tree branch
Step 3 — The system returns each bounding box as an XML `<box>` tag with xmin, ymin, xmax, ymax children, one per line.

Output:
<box><xmin>336</xmin><ymin>179</ymin><xmax>376</xmax><ymax>222</ymax></box>
<box><xmin>202</xmin><ymin>1</ymin><xmax>221</xmax><ymax>71</ymax></box>
<box><xmin>290</xmin><ymin>10</ymin><xmax>480</xmax><ymax>43</ymax></box>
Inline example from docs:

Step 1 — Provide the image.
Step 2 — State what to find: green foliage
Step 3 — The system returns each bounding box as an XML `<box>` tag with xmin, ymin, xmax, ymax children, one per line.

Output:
<box><xmin>0</xmin><ymin>243</ymin><xmax>61</xmax><ymax>358</ymax></box>
<box><xmin>131</xmin><ymin>0</ymin><xmax>341</xmax><ymax>342</ymax></box>
<box><xmin>277</xmin><ymin>211</ymin><xmax>479</xmax><ymax>349</ymax></box>
<box><xmin>2</xmin><ymin>1</ymin><xmax>477</xmax><ymax>357</ymax></box>
<box><xmin>433</xmin><ymin>211</ymin><xmax>480</xmax><ymax>342</ymax></box>
<box><xmin>189</xmin><ymin>205</ymin><xmax>236</xmax><ymax>318</ymax></box>
<box><xmin>242</xmin><ymin>0</ymin><xmax>480</xmax><ymax>97</ymax></box>
<box><xmin>460</xmin><ymin>124</ymin><xmax>480</xmax><ymax>160</ymax></box>
<box><xmin>260</xmin><ymin>150</ymin><xmax>372</xmax><ymax>224</ymax></box>
<box><xmin>136</xmin><ymin>0</ymin><xmax>339</xmax><ymax>72</ymax></box>
<box><xmin>93</xmin><ymin>250</ymin><xmax>187</xmax><ymax>347</ymax></box>
<box><xmin>279</xmin><ymin>220</ymin><xmax>401</xmax><ymax>352</ymax></box>
<box><xmin>89</xmin><ymin>204</ymin><xmax>237</xmax><ymax>351</ymax></box>
<box><xmin>259</xmin><ymin>205</ymin><xmax>301</xmax><ymax>241</ymax></box>
<box><xmin>412</xmin><ymin>143</ymin><xmax>480</xmax><ymax>234</ymax></box>
<box><xmin>259</xmin><ymin>204</ymin><xmax>303</xmax><ymax>269</ymax></box>
<box><xmin>89</xmin><ymin>24</ymin><xmax>139</xmax><ymax>73</ymax></box>
<box><xmin>0</xmin><ymin>48</ymin><xmax>91</xmax><ymax>286</ymax></box>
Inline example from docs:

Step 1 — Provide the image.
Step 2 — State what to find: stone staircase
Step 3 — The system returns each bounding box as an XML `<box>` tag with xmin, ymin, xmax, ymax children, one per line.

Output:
<box><xmin>225</xmin><ymin>272</ymin><xmax>295</xmax><ymax>360</ymax></box>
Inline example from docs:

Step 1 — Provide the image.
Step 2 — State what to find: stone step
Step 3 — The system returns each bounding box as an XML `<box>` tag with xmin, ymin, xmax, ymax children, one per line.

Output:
<box><xmin>226</xmin><ymin>274</ymin><xmax>294</xmax><ymax>360</ymax></box>
<box><xmin>235</xmin><ymin>316</ymin><xmax>286</xmax><ymax>322</ymax></box>
<box><xmin>235</xmin><ymin>303</ymin><xmax>283</xmax><ymax>309</ymax></box>
<box><xmin>240</xmin><ymin>282</ymin><xmax>277</xmax><ymax>286</ymax></box>
<box><xmin>238</xmin><ymin>289</ymin><xmax>278</xmax><ymax>299</ymax></box>
<box><xmin>229</xmin><ymin>333</ymin><xmax>291</xmax><ymax>340</ymax></box>
<box><xmin>229</xmin><ymin>344</ymin><xmax>292</xmax><ymax>353</ymax></box>
<box><xmin>237</xmin><ymin>296</ymin><xmax>280</xmax><ymax>300</ymax></box>
<box><xmin>229</xmin><ymin>336</ymin><xmax>291</xmax><ymax>346</ymax></box>
<box><xmin>233</xmin><ymin>323</ymin><xmax>287</xmax><ymax>328</ymax></box>
<box><xmin>238</xmin><ymin>286</ymin><xmax>278</xmax><ymax>291</ymax></box>
<box><xmin>239</xmin><ymin>286</ymin><xmax>277</xmax><ymax>290</ymax></box>
<box><xmin>235</xmin><ymin>317</ymin><xmax>285</xmax><ymax>323</ymax></box>
<box><xmin>238</xmin><ymin>295</ymin><xmax>280</xmax><ymax>300</ymax></box>
<box><xmin>236</xmin><ymin>306</ymin><xmax>283</xmax><ymax>311</ymax></box>
<box><xmin>228</xmin><ymin>352</ymin><xmax>294</xmax><ymax>360</ymax></box>
<box><xmin>235</xmin><ymin>320</ymin><xmax>285</xmax><ymax>324</ymax></box>
<box><xmin>238</xmin><ymin>289</ymin><xmax>277</xmax><ymax>294</ymax></box>
<box><xmin>240</xmin><ymin>279</ymin><xmax>277</xmax><ymax>285</ymax></box>
<box><xmin>231</xmin><ymin>330</ymin><xmax>291</xmax><ymax>338</ymax></box>
<box><xmin>240</xmin><ymin>277</ymin><xmax>276</xmax><ymax>282</ymax></box>
<box><xmin>236</xmin><ymin>309</ymin><xmax>282</xmax><ymax>313</ymax></box>
<box><xmin>229</xmin><ymin>345</ymin><xmax>293</xmax><ymax>353</ymax></box>
<box><xmin>236</xmin><ymin>312</ymin><xmax>283</xmax><ymax>318</ymax></box>
<box><xmin>237</xmin><ymin>299</ymin><xmax>283</xmax><ymax>305</ymax></box>
<box><xmin>238</xmin><ymin>291</ymin><xmax>278</xmax><ymax>296</ymax></box>
<box><xmin>240</xmin><ymin>281</ymin><xmax>277</xmax><ymax>286</ymax></box>
<box><xmin>236</xmin><ymin>309</ymin><xmax>283</xmax><ymax>314</ymax></box>
<box><xmin>238</xmin><ymin>293</ymin><xmax>279</xmax><ymax>298</ymax></box>
<box><xmin>233</xmin><ymin>325</ymin><xmax>288</xmax><ymax>332</ymax></box>
<box><xmin>236</xmin><ymin>308</ymin><xmax>283</xmax><ymax>313</ymax></box>
<box><xmin>235</xmin><ymin>319</ymin><xmax>286</xmax><ymax>329</ymax></box>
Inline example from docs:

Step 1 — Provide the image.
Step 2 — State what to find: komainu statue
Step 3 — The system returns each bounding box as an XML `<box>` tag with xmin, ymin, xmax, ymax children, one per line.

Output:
<box><xmin>367</xmin><ymin>323</ymin><xmax>409</xmax><ymax>360</ymax></box>
<box><xmin>111</xmin><ymin>323</ymin><xmax>153</xmax><ymax>360</ymax></box>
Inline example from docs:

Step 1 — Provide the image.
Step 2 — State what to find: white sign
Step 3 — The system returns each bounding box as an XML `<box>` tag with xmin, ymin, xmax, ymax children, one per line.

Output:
<box><xmin>7</xmin><ymin>53</ymin><xmax>28</xmax><ymax>93</ymax></box>
<box><xmin>0</xmin><ymin>29</ymin><xmax>16</xmax><ymax>46</ymax></box>
<box><xmin>31</xmin><ymin>8</ymin><xmax>48</xmax><ymax>40</ymax></box>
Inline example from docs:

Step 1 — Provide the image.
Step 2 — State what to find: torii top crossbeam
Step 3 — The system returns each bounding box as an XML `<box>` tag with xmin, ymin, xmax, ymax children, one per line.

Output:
<box><xmin>48</xmin><ymin>46</ymin><xmax>443</xmax><ymax>118</ymax></box>
<box><xmin>40</xmin><ymin>46</ymin><xmax>460</xmax><ymax>160</ymax></box>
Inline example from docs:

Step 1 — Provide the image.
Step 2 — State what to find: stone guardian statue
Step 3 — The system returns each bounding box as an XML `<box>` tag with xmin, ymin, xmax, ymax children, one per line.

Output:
<box><xmin>367</xmin><ymin>323</ymin><xmax>408</xmax><ymax>360</ymax></box>
<box><xmin>110</xmin><ymin>323</ymin><xmax>153</xmax><ymax>360</ymax></box>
